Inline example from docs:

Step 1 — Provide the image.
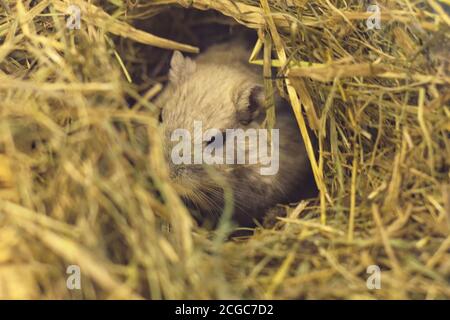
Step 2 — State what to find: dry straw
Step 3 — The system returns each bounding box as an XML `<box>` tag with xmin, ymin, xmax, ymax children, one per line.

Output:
<box><xmin>0</xmin><ymin>0</ymin><xmax>449</xmax><ymax>299</ymax></box>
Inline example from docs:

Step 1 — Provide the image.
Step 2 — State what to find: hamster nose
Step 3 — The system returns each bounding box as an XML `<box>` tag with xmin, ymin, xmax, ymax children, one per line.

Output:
<box><xmin>169</xmin><ymin>165</ymin><xmax>186</xmax><ymax>180</ymax></box>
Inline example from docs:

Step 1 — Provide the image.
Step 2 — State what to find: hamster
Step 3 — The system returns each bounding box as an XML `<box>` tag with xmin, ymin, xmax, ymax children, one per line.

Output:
<box><xmin>155</xmin><ymin>40</ymin><xmax>313</xmax><ymax>227</ymax></box>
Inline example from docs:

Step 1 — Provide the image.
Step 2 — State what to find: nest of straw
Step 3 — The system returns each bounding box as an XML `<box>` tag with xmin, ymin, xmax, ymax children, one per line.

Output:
<box><xmin>0</xmin><ymin>0</ymin><xmax>449</xmax><ymax>299</ymax></box>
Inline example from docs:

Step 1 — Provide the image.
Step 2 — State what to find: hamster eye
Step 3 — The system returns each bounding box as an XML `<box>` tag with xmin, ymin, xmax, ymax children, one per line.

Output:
<box><xmin>158</xmin><ymin>109</ymin><xmax>163</xmax><ymax>123</ymax></box>
<box><xmin>205</xmin><ymin>136</ymin><xmax>216</xmax><ymax>146</ymax></box>
<box><xmin>205</xmin><ymin>132</ymin><xmax>225</xmax><ymax>146</ymax></box>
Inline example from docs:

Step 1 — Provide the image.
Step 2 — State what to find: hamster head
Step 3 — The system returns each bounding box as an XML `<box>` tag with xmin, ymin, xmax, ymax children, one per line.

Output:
<box><xmin>158</xmin><ymin>51</ymin><xmax>267</xmax><ymax>212</ymax></box>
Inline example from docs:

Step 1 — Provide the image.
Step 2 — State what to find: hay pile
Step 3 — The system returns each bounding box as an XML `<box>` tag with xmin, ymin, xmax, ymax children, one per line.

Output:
<box><xmin>0</xmin><ymin>0</ymin><xmax>449</xmax><ymax>299</ymax></box>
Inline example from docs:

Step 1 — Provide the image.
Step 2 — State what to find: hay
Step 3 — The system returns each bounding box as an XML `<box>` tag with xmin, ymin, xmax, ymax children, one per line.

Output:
<box><xmin>0</xmin><ymin>0</ymin><xmax>449</xmax><ymax>299</ymax></box>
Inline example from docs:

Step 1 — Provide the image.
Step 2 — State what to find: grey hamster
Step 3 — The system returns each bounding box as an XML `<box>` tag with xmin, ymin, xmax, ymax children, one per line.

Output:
<box><xmin>156</xmin><ymin>40</ymin><xmax>313</xmax><ymax>227</ymax></box>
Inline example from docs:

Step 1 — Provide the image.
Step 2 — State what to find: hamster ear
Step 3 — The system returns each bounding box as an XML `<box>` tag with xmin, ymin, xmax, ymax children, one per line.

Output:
<box><xmin>235</xmin><ymin>85</ymin><xmax>265</xmax><ymax>125</ymax></box>
<box><xmin>169</xmin><ymin>51</ymin><xmax>197</xmax><ymax>86</ymax></box>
